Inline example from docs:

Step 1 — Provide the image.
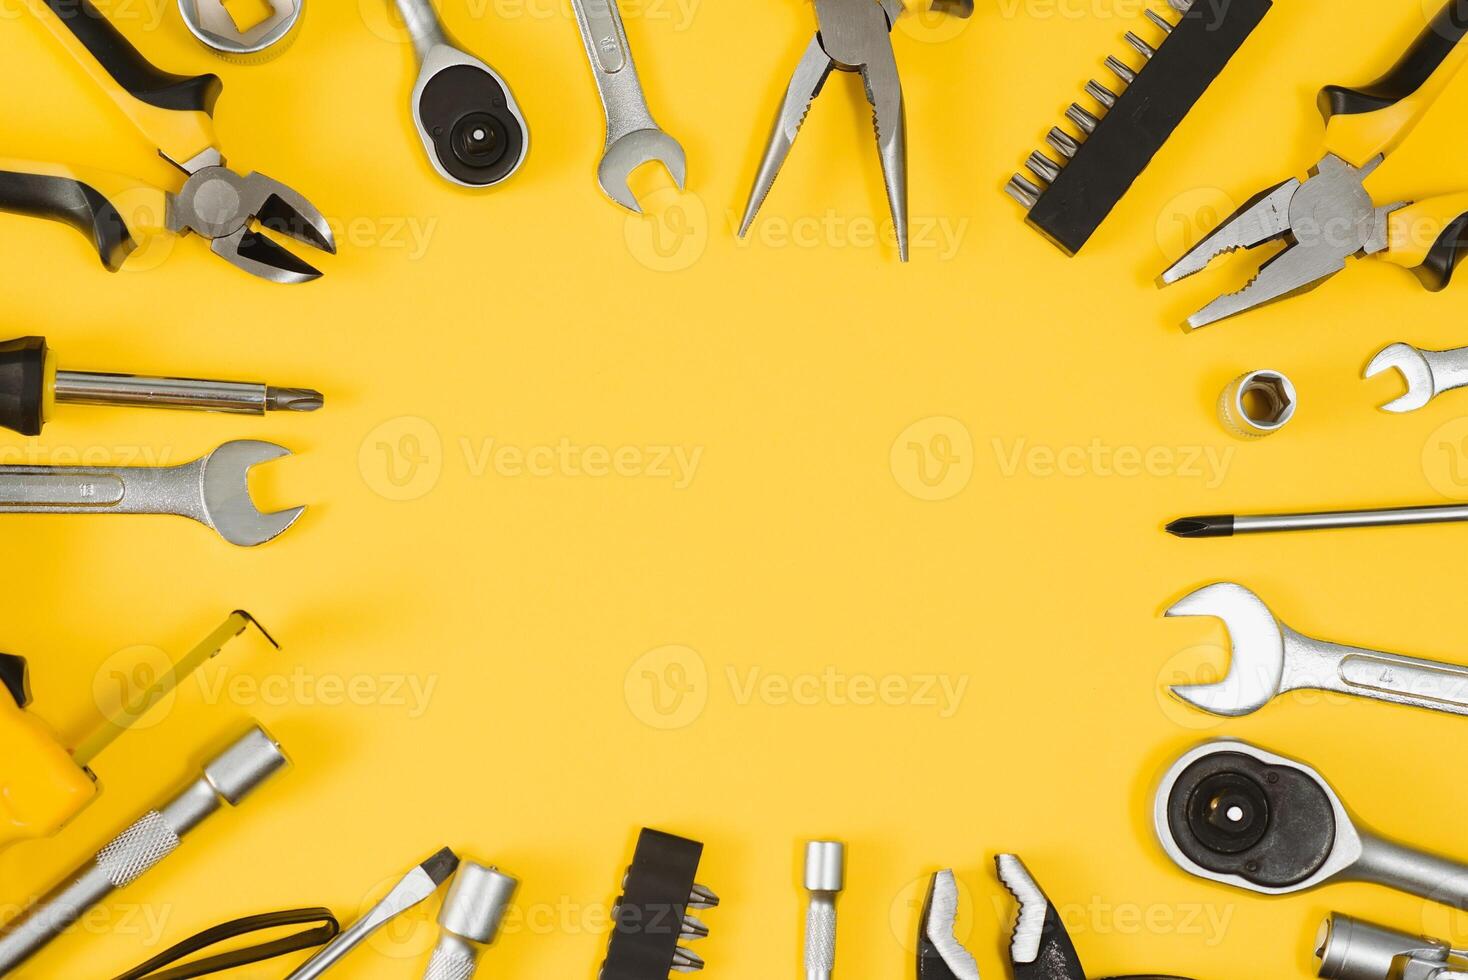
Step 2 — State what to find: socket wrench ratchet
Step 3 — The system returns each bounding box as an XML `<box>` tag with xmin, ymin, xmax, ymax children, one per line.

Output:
<box><xmin>1166</xmin><ymin>582</ymin><xmax>1468</xmax><ymax>718</ymax></box>
<box><xmin>0</xmin><ymin>440</ymin><xmax>303</xmax><ymax>547</ymax></box>
<box><xmin>568</xmin><ymin>0</ymin><xmax>685</xmax><ymax>211</ymax></box>
<box><xmin>1156</xmin><ymin>740</ymin><xmax>1468</xmax><ymax>908</ymax></box>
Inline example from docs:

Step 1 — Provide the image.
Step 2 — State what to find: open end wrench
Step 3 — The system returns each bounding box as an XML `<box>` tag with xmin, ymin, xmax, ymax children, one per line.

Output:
<box><xmin>1156</xmin><ymin>740</ymin><xmax>1468</xmax><ymax>909</ymax></box>
<box><xmin>568</xmin><ymin>0</ymin><xmax>685</xmax><ymax>212</ymax></box>
<box><xmin>0</xmin><ymin>440</ymin><xmax>303</xmax><ymax>547</ymax></box>
<box><xmin>1365</xmin><ymin>343</ymin><xmax>1468</xmax><ymax>412</ymax></box>
<box><xmin>1165</xmin><ymin>582</ymin><xmax>1468</xmax><ymax>718</ymax></box>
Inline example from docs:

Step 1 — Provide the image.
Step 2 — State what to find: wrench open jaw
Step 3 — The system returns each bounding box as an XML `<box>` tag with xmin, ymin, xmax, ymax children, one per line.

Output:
<box><xmin>598</xmin><ymin>129</ymin><xmax>687</xmax><ymax>214</ymax></box>
<box><xmin>194</xmin><ymin>441</ymin><xmax>305</xmax><ymax>547</ymax></box>
<box><xmin>1166</xmin><ymin>582</ymin><xmax>1468</xmax><ymax>719</ymax></box>
<box><xmin>1165</xmin><ymin>583</ymin><xmax>1287</xmax><ymax>716</ymax></box>
<box><xmin>1364</xmin><ymin>342</ymin><xmax>1468</xmax><ymax>413</ymax></box>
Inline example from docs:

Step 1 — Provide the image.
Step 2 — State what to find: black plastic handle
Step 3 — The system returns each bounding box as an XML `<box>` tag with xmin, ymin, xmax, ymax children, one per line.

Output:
<box><xmin>1414</xmin><ymin>211</ymin><xmax>1468</xmax><ymax>291</ymax></box>
<box><xmin>0</xmin><ymin>170</ymin><xmax>137</xmax><ymax>272</ymax></box>
<box><xmin>40</xmin><ymin>0</ymin><xmax>221</xmax><ymax>115</ymax></box>
<box><xmin>0</xmin><ymin>337</ymin><xmax>48</xmax><ymax>436</ymax></box>
<box><xmin>1319</xmin><ymin>0</ymin><xmax>1468</xmax><ymax>119</ymax></box>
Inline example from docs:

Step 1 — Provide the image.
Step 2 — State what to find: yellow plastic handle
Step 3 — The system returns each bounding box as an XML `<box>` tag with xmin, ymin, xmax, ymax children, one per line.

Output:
<box><xmin>0</xmin><ymin>159</ymin><xmax>170</xmax><ymax>272</ymax></box>
<box><xmin>1385</xmin><ymin>192</ymin><xmax>1468</xmax><ymax>291</ymax></box>
<box><xmin>22</xmin><ymin>0</ymin><xmax>221</xmax><ymax>172</ymax></box>
<box><xmin>0</xmin><ymin>697</ymin><xmax>95</xmax><ymax>851</ymax></box>
<box><xmin>1322</xmin><ymin>0</ymin><xmax>1468</xmax><ymax>167</ymax></box>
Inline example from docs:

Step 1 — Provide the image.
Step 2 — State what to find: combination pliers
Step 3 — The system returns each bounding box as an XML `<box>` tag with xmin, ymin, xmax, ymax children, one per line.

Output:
<box><xmin>1160</xmin><ymin>0</ymin><xmax>1468</xmax><ymax>327</ymax></box>
<box><xmin>739</xmin><ymin>0</ymin><xmax>972</xmax><ymax>262</ymax></box>
<box><xmin>0</xmin><ymin>0</ymin><xmax>335</xmax><ymax>282</ymax></box>
<box><xmin>918</xmin><ymin>860</ymin><xmax>1188</xmax><ymax>980</ymax></box>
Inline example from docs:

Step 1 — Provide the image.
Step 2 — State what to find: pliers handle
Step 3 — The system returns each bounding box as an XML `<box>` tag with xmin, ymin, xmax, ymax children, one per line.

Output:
<box><xmin>1325</xmin><ymin>0</ymin><xmax>1468</xmax><ymax>289</ymax></box>
<box><xmin>1320</xmin><ymin>0</ymin><xmax>1468</xmax><ymax>168</ymax></box>
<box><xmin>0</xmin><ymin>159</ymin><xmax>170</xmax><ymax>271</ymax></box>
<box><xmin>22</xmin><ymin>0</ymin><xmax>222</xmax><ymax>172</ymax></box>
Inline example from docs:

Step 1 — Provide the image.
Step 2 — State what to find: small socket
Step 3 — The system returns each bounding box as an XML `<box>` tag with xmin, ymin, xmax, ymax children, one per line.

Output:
<box><xmin>1219</xmin><ymin>370</ymin><xmax>1297</xmax><ymax>438</ymax></box>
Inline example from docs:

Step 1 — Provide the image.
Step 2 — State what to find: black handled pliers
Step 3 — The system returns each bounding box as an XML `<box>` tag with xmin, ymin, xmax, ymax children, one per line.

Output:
<box><xmin>1</xmin><ymin>0</ymin><xmax>335</xmax><ymax>282</ymax></box>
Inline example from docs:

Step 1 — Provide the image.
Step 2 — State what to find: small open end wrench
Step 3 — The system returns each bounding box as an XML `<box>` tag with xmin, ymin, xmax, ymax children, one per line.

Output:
<box><xmin>568</xmin><ymin>0</ymin><xmax>686</xmax><ymax>212</ymax></box>
<box><xmin>1165</xmin><ymin>582</ymin><xmax>1468</xmax><ymax>718</ymax></box>
<box><xmin>0</xmin><ymin>440</ymin><xmax>303</xmax><ymax>547</ymax></box>
<box><xmin>1365</xmin><ymin>342</ymin><xmax>1468</xmax><ymax>412</ymax></box>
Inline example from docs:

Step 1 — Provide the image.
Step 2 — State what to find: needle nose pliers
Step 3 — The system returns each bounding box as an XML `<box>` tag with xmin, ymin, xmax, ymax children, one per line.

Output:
<box><xmin>739</xmin><ymin>0</ymin><xmax>972</xmax><ymax>262</ymax></box>
<box><xmin>0</xmin><ymin>0</ymin><xmax>336</xmax><ymax>282</ymax></box>
<box><xmin>1159</xmin><ymin>0</ymin><xmax>1468</xmax><ymax>327</ymax></box>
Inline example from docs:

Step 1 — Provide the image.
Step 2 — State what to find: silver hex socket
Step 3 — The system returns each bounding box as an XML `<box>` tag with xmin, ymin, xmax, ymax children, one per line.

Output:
<box><xmin>424</xmin><ymin>862</ymin><xmax>519</xmax><ymax>979</ymax></box>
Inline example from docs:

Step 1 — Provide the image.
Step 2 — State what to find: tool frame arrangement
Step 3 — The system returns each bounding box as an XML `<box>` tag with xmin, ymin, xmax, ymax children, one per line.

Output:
<box><xmin>2</xmin><ymin>0</ymin><xmax>1468</xmax><ymax>976</ymax></box>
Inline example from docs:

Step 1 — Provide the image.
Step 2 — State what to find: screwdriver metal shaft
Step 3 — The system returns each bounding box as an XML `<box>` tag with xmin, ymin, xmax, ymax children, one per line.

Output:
<box><xmin>1168</xmin><ymin>503</ymin><xmax>1468</xmax><ymax>538</ymax></box>
<box><xmin>54</xmin><ymin>370</ymin><xmax>322</xmax><ymax>415</ymax></box>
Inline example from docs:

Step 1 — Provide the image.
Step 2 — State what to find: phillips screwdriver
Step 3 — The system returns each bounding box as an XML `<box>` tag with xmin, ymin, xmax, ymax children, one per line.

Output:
<box><xmin>1167</xmin><ymin>501</ymin><xmax>1468</xmax><ymax>538</ymax></box>
<box><xmin>0</xmin><ymin>336</ymin><xmax>322</xmax><ymax>436</ymax></box>
<box><xmin>0</xmin><ymin>611</ymin><xmax>274</xmax><ymax>852</ymax></box>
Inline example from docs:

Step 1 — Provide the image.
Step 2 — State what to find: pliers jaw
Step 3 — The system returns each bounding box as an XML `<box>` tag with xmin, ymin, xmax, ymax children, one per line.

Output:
<box><xmin>917</xmin><ymin>871</ymin><xmax>980</xmax><ymax>980</ymax></box>
<box><xmin>997</xmin><ymin>855</ymin><xmax>1087</xmax><ymax>980</ymax></box>
<box><xmin>1160</xmin><ymin>153</ymin><xmax>1399</xmax><ymax>327</ymax></box>
<box><xmin>168</xmin><ymin>168</ymin><xmax>337</xmax><ymax>284</ymax></box>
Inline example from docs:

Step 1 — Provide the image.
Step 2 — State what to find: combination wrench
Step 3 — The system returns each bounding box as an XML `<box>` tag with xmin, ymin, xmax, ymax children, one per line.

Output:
<box><xmin>1157</xmin><ymin>740</ymin><xmax>1468</xmax><ymax>909</ymax></box>
<box><xmin>568</xmin><ymin>0</ymin><xmax>685</xmax><ymax>211</ymax></box>
<box><xmin>1366</xmin><ymin>342</ymin><xmax>1468</xmax><ymax>412</ymax></box>
<box><xmin>1165</xmin><ymin>582</ymin><xmax>1468</xmax><ymax>718</ymax></box>
<box><xmin>0</xmin><ymin>440</ymin><xmax>303</xmax><ymax>547</ymax></box>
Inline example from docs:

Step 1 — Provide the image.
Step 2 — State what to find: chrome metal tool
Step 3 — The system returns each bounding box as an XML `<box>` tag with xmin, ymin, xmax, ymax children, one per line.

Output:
<box><xmin>423</xmin><ymin>861</ymin><xmax>518</xmax><ymax>980</ymax></box>
<box><xmin>1158</xmin><ymin>0</ymin><xmax>1468</xmax><ymax>327</ymax></box>
<box><xmin>395</xmin><ymin>0</ymin><xmax>529</xmax><ymax>187</ymax></box>
<box><xmin>0</xmin><ymin>725</ymin><xmax>290</xmax><ymax>975</ymax></box>
<box><xmin>1366</xmin><ymin>342</ymin><xmax>1468</xmax><ymax>412</ymax></box>
<box><xmin>0</xmin><ymin>336</ymin><xmax>321</xmax><ymax>436</ymax></box>
<box><xmin>1165</xmin><ymin>582</ymin><xmax>1468</xmax><ymax>718</ymax></box>
<box><xmin>1168</xmin><ymin>502</ymin><xmax>1468</xmax><ymax>539</ymax></box>
<box><xmin>568</xmin><ymin>0</ymin><xmax>684</xmax><ymax>211</ymax></box>
<box><xmin>1316</xmin><ymin>913</ymin><xmax>1468</xmax><ymax>980</ymax></box>
<box><xmin>804</xmin><ymin>841</ymin><xmax>845</xmax><ymax>980</ymax></box>
<box><xmin>1157</xmin><ymin>740</ymin><xmax>1468</xmax><ymax>906</ymax></box>
<box><xmin>0</xmin><ymin>440</ymin><xmax>304</xmax><ymax>547</ymax></box>
<box><xmin>917</xmin><ymin>870</ymin><xmax>979</xmax><ymax>980</ymax></box>
<box><xmin>287</xmin><ymin>848</ymin><xmax>460</xmax><ymax>980</ymax></box>
<box><xmin>997</xmin><ymin>854</ymin><xmax>1191</xmax><ymax>980</ymax></box>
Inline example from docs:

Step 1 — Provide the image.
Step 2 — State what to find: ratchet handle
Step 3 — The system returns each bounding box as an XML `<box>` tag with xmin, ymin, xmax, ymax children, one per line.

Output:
<box><xmin>1385</xmin><ymin>192</ymin><xmax>1468</xmax><ymax>291</ymax></box>
<box><xmin>1353</xmin><ymin>833</ymin><xmax>1468</xmax><ymax>910</ymax></box>
<box><xmin>1320</xmin><ymin>0</ymin><xmax>1468</xmax><ymax>165</ymax></box>
<box><xmin>26</xmin><ymin>0</ymin><xmax>221</xmax><ymax>168</ymax></box>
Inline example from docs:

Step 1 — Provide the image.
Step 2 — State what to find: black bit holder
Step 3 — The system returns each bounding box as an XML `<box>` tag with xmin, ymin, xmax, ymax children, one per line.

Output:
<box><xmin>1007</xmin><ymin>0</ymin><xmax>1272</xmax><ymax>255</ymax></box>
<box><xmin>600</xmin><ymin>829</ymin><xmax>717</xmax><ymax>980</ymax></box>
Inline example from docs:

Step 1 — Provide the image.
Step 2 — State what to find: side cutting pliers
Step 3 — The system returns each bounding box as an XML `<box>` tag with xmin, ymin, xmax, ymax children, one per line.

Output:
<box><xmin>739</xmin><ymin>0</ymin><xmax>972</xmax><ymax>262</ymax></box>
<box><xmin>1160</xmin><ymin>0</ymin><xmax>1468</xmax><ymax>327</ymax></box>
<box><xmin>0</xmin><ymin>0</ymin><xmax>335</xmax><ymax>282</ymax></box>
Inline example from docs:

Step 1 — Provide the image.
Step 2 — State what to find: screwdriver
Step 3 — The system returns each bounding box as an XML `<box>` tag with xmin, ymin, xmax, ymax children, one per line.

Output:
<box><xmin>0</xmin><ymin>611</ymin><xmax>274</xmax><ymax>851</ymax></box>
<box><xmin>1167</xmin><ymin>502</ymin><xmax>1468</xmax><ymax>538</ymax></box>
<box><xmin>0</xmin><ymin>336</ymin><xmax>322</xmax><ymax>436</ymax></box>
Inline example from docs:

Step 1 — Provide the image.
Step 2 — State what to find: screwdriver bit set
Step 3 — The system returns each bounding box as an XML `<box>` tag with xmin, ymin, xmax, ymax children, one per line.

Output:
<box><xmin>600</xmin><ymin>829</ymin><xmax>719</xmax><ymax>980</ymax></box>
<box><xmin>1007</xmin><ymin>0</ymin><xmax>1272</xmax><ymax>255</ymax></box>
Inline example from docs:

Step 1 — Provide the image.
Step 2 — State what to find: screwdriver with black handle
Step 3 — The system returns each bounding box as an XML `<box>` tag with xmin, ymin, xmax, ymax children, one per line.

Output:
<box><xmin>0</xmin><ymin>612</ymin><xmax>273</xmax><ymax>851</ymax></box>
<box><xmin>0</xmin><ymin>336</ymin><xmax>322</xmax><ymax>436</ymax></box>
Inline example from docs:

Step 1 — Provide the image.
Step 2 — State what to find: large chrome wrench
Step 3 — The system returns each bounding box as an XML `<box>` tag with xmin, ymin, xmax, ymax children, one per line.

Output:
<box><xmin>568</xmin><ymin>0</ymin><xmax>686</xmax><ymax>212</ymax></box>
<box><xmin>0</xmin><ymin>440</ymin><xmax>303</xmax><ymax>547</ymax></box>
<box><xmin>1167</xmin><ymin>582</ymin><xmax>1468</xmax><ymax>718</ymax></box>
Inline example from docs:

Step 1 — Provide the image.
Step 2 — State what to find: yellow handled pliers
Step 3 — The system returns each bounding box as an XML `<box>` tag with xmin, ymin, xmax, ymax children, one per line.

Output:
<box><xmin>1160</xmin><ymin>0</ymin><xmax>1468</xmax><ymax>328</ymax></box>
<box><xmin>0</xmin><ymin>0</ymin><xmax>335</xmax><ymax>282</ymax></box>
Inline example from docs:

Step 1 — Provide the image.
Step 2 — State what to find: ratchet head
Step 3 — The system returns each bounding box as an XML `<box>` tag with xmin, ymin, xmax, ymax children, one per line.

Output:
<box><xmin>1165</xmin><ymin>583</ymin><xmax>1286</xmax><ymax>717</ymax></box>
<box><xmin>172</xmin><ymin>168</ymin><xmax>336</xmax><ymax>284</ymax></box>
<box><xmin>197</xmin><ymin>440</ymin><xmax>305</xmax><ymax>547</ymax></box>
<box><xmin>1365</xmin><ymin>343</ymin><xmax>1436</xmax><ymax>413</ymax></box>
<box><xmin>598</xmin><ymin>129</ymin><xmax>686</xmax><ymax>213</ymax></box>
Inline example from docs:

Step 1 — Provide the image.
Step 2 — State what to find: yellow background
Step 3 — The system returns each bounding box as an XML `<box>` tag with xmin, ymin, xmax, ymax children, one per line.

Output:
<box><xmin>3</xmin><ymin>0</ymin><xmax>1468</xmax><ymax>975</ymax></box>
